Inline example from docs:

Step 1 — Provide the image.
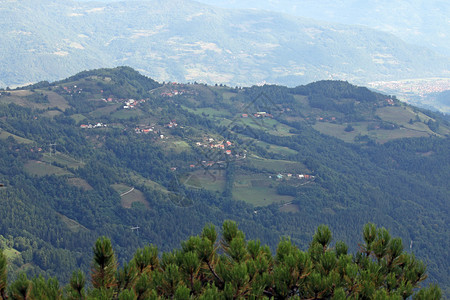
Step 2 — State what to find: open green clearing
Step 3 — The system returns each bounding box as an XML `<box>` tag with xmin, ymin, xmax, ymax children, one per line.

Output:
<box><xmin>111</xmin><ymin>108</ymin><xmax>145</xmax><ymax>119</ymax></box>
<box><xmin>41</xmin><ymin>152</ymin><xmax>84</xmax><ymax>169</ymax></box>
<box><xmin>183</xmin><ymin>106</ymin><xmax>231</xmax><ymax>118</ymax></box>
<box><xmin>376</xmin><ymin>106</ymin><xmax>450</xmax><ymax>135</ymax></box>
<box><xmin>1</xmin><ymin>90</ymin><xmax>70</xmax><ymax>111</ymax></box>
<box><xmin>24</xmin><ymin>160</ymin><xmax>73</xmax><ymax>177</ymax></box>
<box><xmin>163</xmin><ymin>140</ymin><xmax>191</xmax><ymax>154</ymax></box>
<box><xmin>313</xmin><ymin>122</ymin><xmax>369</xmax><ymax>143</ymax></box>
<box><xmin>375</xmin><ymin>128</ymin><xmax>430</xmax><ymax>143</ymax></box>
<box><xmin>89</xmin><ymin>103</ymin><xmax>120</xmax><ymax>118</ymax></box>
<box><xmin>127</xmin><ymin>172</ymin><xmax>169</xmax><ymax>194</ymax></box>
<box><xmin>233</xmin><ymin>185</ymin><xmax>293</xmax><ymax>207</ymax></box>
<box><xmin>3</xmin><ymin>248</ymin><xmax>21</xmax><ymax>260</ymax></box>
<box><xmin>7</xmin><ymin>90</ymin><xmax>33</xmax><ymax>97</ymax></box>
<box><xmin>67</xmin><ymin>177</ymin><xmax>93</xmax><ymax>191</ymax></box>
<box><xmin>183</xmin><ymin>169</ymin><xmax>226</xmax><ymax>193</ymax></box>
<box><xmin>221</xmin><ymin>91</ymin><xmax>238</xmax><ymax>101</ymax></box>
<box><xmin>57</xmin><ymin>213</ymin><xmax>89</xmax><ymax>232</ymax></box>
<box><xmin>246</xmin><ymin>157</ymin><xmax>307</xmax><ymax>173</ymax></box>
<box><xmin>238</xmin><ymin>117</ymin><xmax>295</xmax><ymax>137</ymax></box>
<box><xmin>0</xmin><ymin>91</ymin><xmax>32</xmax><ymax>107</ymax></box>
<box><xmin>41</xmin><ymin>110</ymin><xmax>62</xmax><ymax>118</ymax></box>
<box><xmin>402</xmin><ymin>121</ymin><xmax>434</xmax><ymax>133</ymax></box>
<box><xmin>257</xmin><ymin>140</ymin><xmax>298</xmax><ymax>156</ymax></box>
<box><xmin>314</xmin><ymin>121</ymin><xmax>433</xmax><ymax>144</ymax></box>
<box><xmin>121</xmin><ymin>189</ymin><xmax>149</xmax><ymax>209</ymax></box>
<box><xmin>233</xmin><ymin>173</ymin><xmax>293</xmax><ymax>206</ymax></box>
<box><xmin>70</xmin><ymin>114</ymin><xmax>87</xmax><ymax>123</ymax></box>
<box><xmin>111</xmin><ymin>183</ymin><xmax>149</xmax><ymax>209</ymax></box>
<box><xmin>111</xmin><ymin>183</ymin><xmax>133</xmax><ymax>195</ymax></box>
<box><xmin>376</xmin><ymin>106</ymin><xmax>420</xmax><ymax>124</ymax></box>
<box><xmin>43</xmin><ymin>91</ymin><xmax>70</xmax><ymax>111</ymax></box>
<box><xmin>0</xmin><ymin>129</ymin><xmax>34</xmax><ymax>144</ymax></box>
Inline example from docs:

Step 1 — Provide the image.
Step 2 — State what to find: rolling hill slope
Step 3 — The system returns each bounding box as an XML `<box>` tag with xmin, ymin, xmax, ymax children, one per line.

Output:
<box><xmin>0</xmin><ymin>67</ymin><xmax>449</xmax><ymax>294</ymax></box>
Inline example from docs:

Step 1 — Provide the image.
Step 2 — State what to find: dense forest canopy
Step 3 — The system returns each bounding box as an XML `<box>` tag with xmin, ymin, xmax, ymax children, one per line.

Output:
<box><xmin>0</xmin><ymin>222</ymin><xmax>442</xmax><ymax>299</ymax></box>
<box><xmin>0</xmin><ymin>67</ymin><xmax>448</xmax><ymax>297</ymax></box>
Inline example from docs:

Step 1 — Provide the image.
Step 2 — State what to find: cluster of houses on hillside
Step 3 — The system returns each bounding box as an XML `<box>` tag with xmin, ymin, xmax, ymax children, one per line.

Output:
<box><xmin>315</xmin><ymin>116</ymin><xmax>337</xmax><ymax>122</ymax></box>
<box><xmin>272</xmin><ymin>173</ymin><xmax>315</xmax><ymax>180</ymax></box>
<box><xmin>242</xmin><ymin>112</ymin><xmax>274</xmax><ymax>118</ymax></box>
<box><xmin>135</xmin><ymin>126</ymin><xmax>155</xmax><ymax>134</ymax></box>
<box><xmin>385</xmin><ymin>98</ymin><xmax>395</xmax><ymax>106</ymax></box>
<box><xmin>61</xmin><ymin>85</ymin><xmax>82</xmax><ymax>94</ymax></box>
<box><xmin>123</xmin><ymin>98</ymin><xmax>146</xmax><ymax>109</ymax></box>
<box><xmin>159</xmin><ymin>84</ymin><xmax>196</xmax><ymax>98</ymax></box>
<box><xmin>165</xmin><ymin>120</ymin><xmax>178</xmax><ymax>128</ymax></box>
<box><xmin>80</xmin><ymin>122</ymin><xmax>107</xmax><ymax>129</ymax></box>
<box><xmin>134</xmin><ymin>126</ymin><xmax>168</xmax><ymax>139</ymax></box>
<box><xmin>29</xmin><ymin>147</ymin><xmax>43</xmax><ymax>153</ymax></box>
<box><xmin>195</xmin><ymin>137</ymin><xmax>234</xmax><ymax>155</ymax></box>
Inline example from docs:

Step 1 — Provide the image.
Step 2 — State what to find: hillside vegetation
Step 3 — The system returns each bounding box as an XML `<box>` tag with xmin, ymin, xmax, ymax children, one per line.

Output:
<box><xmin>0</xmin><ymin>67</ymin><xmax>448</xmax><ymax>295</ymax></box>
<box><xmin>0</xmin><ymin>222</ymin><xmax>442</xmax><ymax>299</ymax></box>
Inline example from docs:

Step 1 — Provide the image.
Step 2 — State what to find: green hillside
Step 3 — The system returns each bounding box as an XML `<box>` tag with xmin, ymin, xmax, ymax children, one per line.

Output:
<box><xmin>0</xmin><ymin>67</ymin><xmax>448</xmax><ymax>295</ymax></box>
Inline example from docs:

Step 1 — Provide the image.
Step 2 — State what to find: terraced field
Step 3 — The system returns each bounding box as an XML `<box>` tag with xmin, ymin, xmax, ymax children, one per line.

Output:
<box><xmin>111</xmin><ymin>183</ymin><xmax>150</xmax><ymax>209</ymax></box>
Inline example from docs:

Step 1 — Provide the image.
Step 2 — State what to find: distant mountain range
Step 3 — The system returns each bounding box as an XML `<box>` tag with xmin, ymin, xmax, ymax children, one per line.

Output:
<box><xmin>1</xmin><ymin>0</ymin><xmax>449</xmax><ymax>89</ymax></box>
<box><xmin>197</xmin><ymin>0</ymin><xmax>450</xmax><ymax>57</ymax></box>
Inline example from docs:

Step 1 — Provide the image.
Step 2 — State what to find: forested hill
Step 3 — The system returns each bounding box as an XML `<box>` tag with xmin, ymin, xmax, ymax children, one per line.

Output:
<box><xmin>0</xmin><ymin>67</ymin><xmax>449</xmax><ymax>295</ymax></box>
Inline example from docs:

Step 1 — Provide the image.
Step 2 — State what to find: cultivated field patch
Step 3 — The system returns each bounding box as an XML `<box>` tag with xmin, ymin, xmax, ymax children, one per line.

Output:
<box><xmin>0</xmin><ymin>129</ymin><xmax>33</xmax><ymax>144</ymax></box>
<box><xmin>183</xmin><ymin>169</ymin><xmax>226</xmax><ymax>192</ymax></box>
<box><xmin>24</xmin><ymin>160</ymin><xmax>73</xmax><ymax>177</ymax></box>
<box><xmin>43</xmin><ymin>91</ymin><xmax>70</xmax><ymax>111</ymax></box>
<box><xmin>246</xmin><ymin>157</ymin><xmax>307</xmax><ymax>173</ymax></box>
<box><xmin>67</xmin><ymin>177</ymin><xmax>93</xmax><ymax>191</ymax></box>
<box><xmin>42</xmin><ymin>152</ymin><xmax>84</xmax><ymax>169</ymax></box>
<box><xmin>233</xmin><ymin>185</ymin><xmax>293</xmax><ymax>207</ymax></box>
<box><xmin>111</xmin><ymin>183</ymin><xmax>150</xmax><ymax>209</ymax></box>
<box><xmin>57</xmin><ymin>212</ymin><xmax>89</xmax><ymax>232</ymax></box>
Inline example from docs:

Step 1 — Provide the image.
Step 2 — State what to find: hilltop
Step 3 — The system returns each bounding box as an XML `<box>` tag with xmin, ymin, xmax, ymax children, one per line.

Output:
<box><xmin>0</xmin><ymin>67</ymin><xmax>448</xmax><ymax>294</ymax></box>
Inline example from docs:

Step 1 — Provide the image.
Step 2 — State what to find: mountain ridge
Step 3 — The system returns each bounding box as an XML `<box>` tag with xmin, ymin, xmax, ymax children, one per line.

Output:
<box><xmin>196</xmin><ymin>0</ymin><xmax>450</xmax><ymax>57</ymax></box>
<box><xmin>1</xmin><ymin>0</ymin><xmax>449</xmax><ymax>89</ymax></box>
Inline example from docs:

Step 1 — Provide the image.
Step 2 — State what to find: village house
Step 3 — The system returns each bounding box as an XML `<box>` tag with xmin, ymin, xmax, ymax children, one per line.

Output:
<box><xmin>166</xmin><ymin>120</ymin><xmax>178</xmax><ymax>128</ymax></box>
<box><xmin>80</xmin><ymin>123</ymin><xmax>106</xmax><ymax>129</ymax></box>
<box><xmin>254</xmin><ymin>112</ymin><xmax>273</xmax><ymax>118</ymax></box>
